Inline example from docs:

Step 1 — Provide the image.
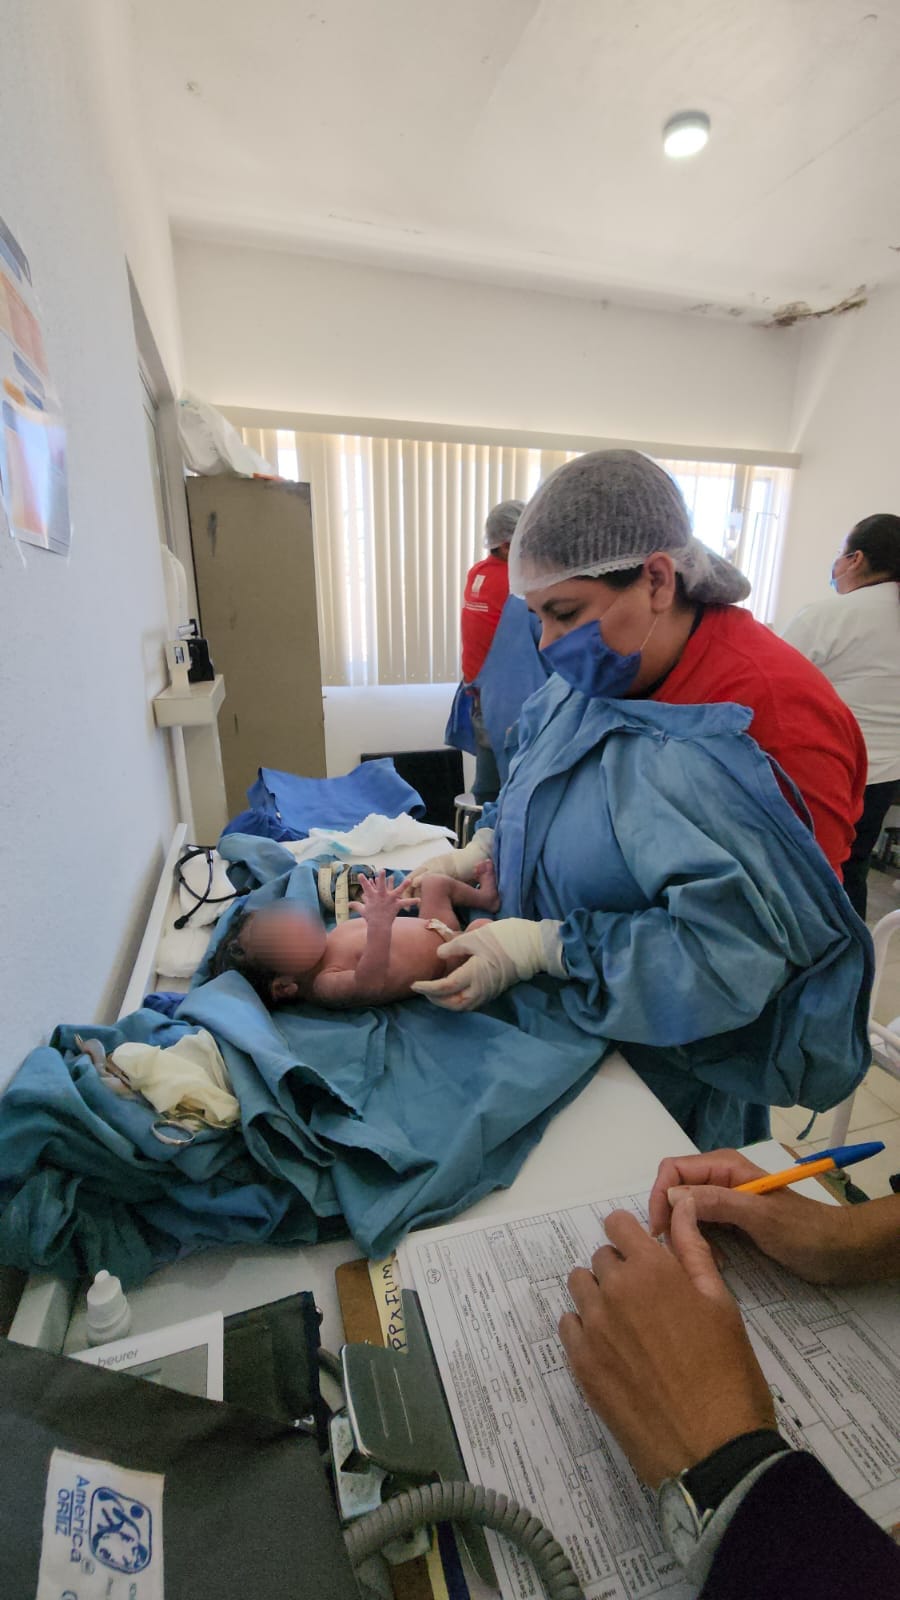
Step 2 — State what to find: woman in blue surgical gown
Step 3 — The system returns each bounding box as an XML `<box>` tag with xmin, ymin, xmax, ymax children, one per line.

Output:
<box><xmin>410</xmin><ymin>452</ymin><xmax>873</xmax><ymax>1149</ymax></box>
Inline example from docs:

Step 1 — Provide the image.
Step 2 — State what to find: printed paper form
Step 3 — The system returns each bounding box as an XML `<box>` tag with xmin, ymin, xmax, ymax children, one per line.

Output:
<box><xmin>403</xmin><ymin>1189</ymin><xmax>900</xmax><ymax>1600</ymax></box>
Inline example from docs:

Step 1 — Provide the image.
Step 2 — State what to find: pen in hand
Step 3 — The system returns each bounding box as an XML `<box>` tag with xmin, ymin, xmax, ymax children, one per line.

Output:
<box><xmin>734</xmin><ymin>1141</ymin><xmax>884</xmax><ymax>1196</ymax></box>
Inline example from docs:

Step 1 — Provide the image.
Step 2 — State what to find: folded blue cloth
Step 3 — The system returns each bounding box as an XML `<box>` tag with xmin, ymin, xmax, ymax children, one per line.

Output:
<box><xmin>245</xmin><ymin>759</ymin><xmax>425</xmax><ymax>838</ymax></box>
<box><xmin>221</xmin><ymin>808</ymin><xmax>303</xmax><ymax>843</ymax></box>
<box><xmin>143</xmin><ymin>992</ymin><xmax>185</xmax><ymax>1019</ymax></box>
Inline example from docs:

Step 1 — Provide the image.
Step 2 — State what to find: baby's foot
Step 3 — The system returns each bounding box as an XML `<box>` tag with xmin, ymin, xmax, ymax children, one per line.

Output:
<box><xmin>472</xmin><ymin>858</ymin><xmax>500</xmax><ymax>911</ymax></box>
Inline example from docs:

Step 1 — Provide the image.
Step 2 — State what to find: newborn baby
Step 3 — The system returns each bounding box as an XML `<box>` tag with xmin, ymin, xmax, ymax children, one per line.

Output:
<box><xmin>213</xmin><ymin>864</ymin><xmax>499</xmax><ymax>1009</ymax></box>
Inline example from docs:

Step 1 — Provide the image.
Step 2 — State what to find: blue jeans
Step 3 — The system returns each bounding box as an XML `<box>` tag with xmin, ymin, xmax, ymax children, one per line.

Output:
<box><xmin>470</xmin><ymin>696</ymin><xmax>500</xmax><ymax>803</ymax></box>
<box><xmin>843</xmin><ymin>779</ymin><xmax>900</xmax><ymax>920</ymax></box>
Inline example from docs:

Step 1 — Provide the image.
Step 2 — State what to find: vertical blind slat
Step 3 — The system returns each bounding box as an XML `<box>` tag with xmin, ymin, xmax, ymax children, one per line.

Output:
<box><xmin>445</xmin><ymin>442</ymin><xmax>457</xmax><ymax>679</ymax></box>
<box><xmin>416</xmin><ymin>444</ymin><xmax>433</xmax><ymax>683</ymax></box>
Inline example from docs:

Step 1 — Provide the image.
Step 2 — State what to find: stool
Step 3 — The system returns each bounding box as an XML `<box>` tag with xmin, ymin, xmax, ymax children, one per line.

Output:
<box><xmin>453</xmin><ymin>792</ymin><xmax>483</xmax><ymax>849</ymax></box>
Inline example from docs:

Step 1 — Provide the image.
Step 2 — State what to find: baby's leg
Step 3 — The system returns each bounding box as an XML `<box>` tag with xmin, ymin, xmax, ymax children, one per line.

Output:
<box><xmin>448</xmin><ymin>857</ymin><xmax>500</xmax><ymax>914</ymax></box>
<box><xmin>415</xmin><ymin>862</ymin><xmax>500</xmax><ymax>929</ymax></box>
<box><xmin>415</xmin><ymin>873</ymin><xmax>464</xmax><ymax>932</ymax></box>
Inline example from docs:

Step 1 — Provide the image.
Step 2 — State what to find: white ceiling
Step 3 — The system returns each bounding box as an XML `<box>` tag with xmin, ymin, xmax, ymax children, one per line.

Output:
<box><xmin>134</xmin><ymin>0</ymin><xmax>900</xmax><ymax>321</ymax></box>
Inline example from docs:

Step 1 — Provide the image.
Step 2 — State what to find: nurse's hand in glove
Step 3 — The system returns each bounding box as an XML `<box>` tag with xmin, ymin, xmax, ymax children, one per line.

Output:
<box><xmin>412</xmin><ymin>917</ymin><xmax>567</xmax><ymax>1011</ymax></box>
<box><xmin>405</xmin><ymin>828</ymin><xmax>495</xmax><ymax>893</ymax></box>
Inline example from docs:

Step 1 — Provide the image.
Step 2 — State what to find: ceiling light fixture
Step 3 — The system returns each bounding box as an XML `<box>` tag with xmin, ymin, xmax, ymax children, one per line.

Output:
<box><xmin>663</xmin><ymin>111</ymin><xmax>710</xmax><ymax>159</ymax></box>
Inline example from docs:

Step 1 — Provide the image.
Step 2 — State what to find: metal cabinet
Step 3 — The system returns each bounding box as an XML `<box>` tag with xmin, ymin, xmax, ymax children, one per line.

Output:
<box><xmin>187</xmin><ymin>477</ymin><xmax>326</xmax><ymax>817</ymax></box>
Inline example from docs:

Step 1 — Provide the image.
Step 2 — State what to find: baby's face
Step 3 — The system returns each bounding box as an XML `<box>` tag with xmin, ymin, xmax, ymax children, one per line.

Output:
<box><xmin>243</xmin><ymin>906</ymin><xmax>327</xmax><ymax>975</ymax></box>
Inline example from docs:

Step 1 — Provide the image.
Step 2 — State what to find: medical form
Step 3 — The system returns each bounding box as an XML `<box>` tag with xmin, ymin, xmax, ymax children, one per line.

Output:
<box><xmin>402</xmin><ymin>1188</ymin><xmax>900</xmax><ymax>1600</ymax></box>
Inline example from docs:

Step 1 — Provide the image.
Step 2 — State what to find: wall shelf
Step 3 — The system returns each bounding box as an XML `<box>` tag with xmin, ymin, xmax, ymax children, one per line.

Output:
<box><xmin>153</xmin><ymin>674</ymin><xmax>226</xmax><ymax>728</ymax></box>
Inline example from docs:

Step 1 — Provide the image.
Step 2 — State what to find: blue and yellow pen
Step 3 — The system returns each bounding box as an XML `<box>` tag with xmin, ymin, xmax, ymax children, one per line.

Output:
<box><xmin>736</xmin><ymin>1140</ymin><xmax>885</xmax><ymax>1195</ymax></box>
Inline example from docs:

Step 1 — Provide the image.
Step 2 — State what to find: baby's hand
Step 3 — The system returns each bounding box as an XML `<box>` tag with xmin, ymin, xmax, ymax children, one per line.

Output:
<box><xmin>350</xmin><ymin>871</ymin><xmax>413</xmax><ymax>923</ymax></box>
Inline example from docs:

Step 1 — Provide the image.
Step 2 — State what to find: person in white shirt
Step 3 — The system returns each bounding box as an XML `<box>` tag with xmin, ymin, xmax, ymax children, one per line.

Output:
<box><xmin>783</xmin><ymin>514</ymin><xmax>900</xmax><ymax>919</ymax></box>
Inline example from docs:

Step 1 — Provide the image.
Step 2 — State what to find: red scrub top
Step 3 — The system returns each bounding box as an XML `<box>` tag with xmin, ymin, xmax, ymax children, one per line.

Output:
<box><xmin>460</xmin><ymin>554</ymin><xmax>510</xmax><ymax>683</ymax></box>
<box><xmin>652</xmin><ymin>605</ymin><xmax>866</xmax><ymax>878</ymax></box>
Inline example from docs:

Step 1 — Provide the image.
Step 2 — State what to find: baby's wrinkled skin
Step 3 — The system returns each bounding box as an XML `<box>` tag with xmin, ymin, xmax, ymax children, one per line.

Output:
<box><xmin>241</xmin><ymin>864</ymin><xmax>499</xmax><ymax>1008</ymax></box>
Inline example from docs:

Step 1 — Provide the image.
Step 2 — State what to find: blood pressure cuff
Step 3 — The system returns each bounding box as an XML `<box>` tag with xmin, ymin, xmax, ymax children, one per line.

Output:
<box><xmin>0</xmin><ymin>1335</ymin><xmax>356</xmax><ymax>1600</ymax></box>
<box><xmin>223</xmin><ymin>1290</ymin><xmax>328</xmax><ymax>1448</ymax></box>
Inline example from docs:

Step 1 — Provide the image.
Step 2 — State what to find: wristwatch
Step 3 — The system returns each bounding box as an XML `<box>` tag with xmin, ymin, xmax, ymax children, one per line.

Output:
<box><xmin>658</xmin><ymin>1429</ymin><xmax>788</xmax><ymax>1566</ymax></box>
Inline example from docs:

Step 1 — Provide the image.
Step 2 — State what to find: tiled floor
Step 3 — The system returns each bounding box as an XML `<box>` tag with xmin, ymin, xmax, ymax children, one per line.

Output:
<box><xmin>770</xmin><ymin>867</ymin><xmax>900</xmax><ymax>1198</ymax></box>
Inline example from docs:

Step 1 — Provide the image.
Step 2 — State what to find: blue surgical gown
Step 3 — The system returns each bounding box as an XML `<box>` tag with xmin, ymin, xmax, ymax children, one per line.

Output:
<box><xmin>485</xmin><ymin>676</ymin><xmax>873</xmax><ymax>1148</ymax></box>
<box><xmin>445</xmin><ymin>596</ymin><xmax>550</xmax><ymax>784</ymax></box>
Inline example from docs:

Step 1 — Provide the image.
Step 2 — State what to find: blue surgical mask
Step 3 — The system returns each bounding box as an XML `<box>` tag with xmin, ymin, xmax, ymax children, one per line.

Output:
<box><xmin>542</xmin><ymin>618</ymin><xmax>644</xmax><ymax>699</ymax></box>
<box><xmin>831</xmin><ymin>548</ymin><xmax>851</xmax><ymax>590</ymax></box>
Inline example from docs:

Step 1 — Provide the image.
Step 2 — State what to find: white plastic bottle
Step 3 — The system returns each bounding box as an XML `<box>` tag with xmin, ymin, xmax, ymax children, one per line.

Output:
<box><xmin>86</xmin><ymin>1269</ymin><xmax>132</xmax><ymax>1345</ymax></box>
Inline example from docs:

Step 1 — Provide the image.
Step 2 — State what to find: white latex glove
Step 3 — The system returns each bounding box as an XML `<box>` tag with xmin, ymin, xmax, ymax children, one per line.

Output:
<box><xmin>412</xmin><ymin>917</ymin><xmax>566</xmax><ymax>1011</ymax></box>
<box><xmin>406</xmin><ymin>828</ymin><xmax>495</xmax><ymax>890</ymax></box>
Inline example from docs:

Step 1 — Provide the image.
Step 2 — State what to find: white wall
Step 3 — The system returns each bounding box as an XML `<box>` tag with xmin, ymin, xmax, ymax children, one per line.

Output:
<box><xmin>87</xmin><ymin>1</ymin><xmax>185</xmax><ymax>394</ymax></box>
<box><xmin>0</xmin><ymin>0</ymin><xmax>184</xmax><ymax>1086</ymax></box>
<box><xmin>324</xmin><ymin>684</ymin><xmax>473</xmax><ymax>788</ymax></box>
<box><xmin>174</xmin><ymin>236</ymin><xmax>800</xmax><ymax>454</ymax></box>
<box><xmin>775</xmin><ymin>287</ymin><xmax>900</xmax><ymax>627</ymax></box>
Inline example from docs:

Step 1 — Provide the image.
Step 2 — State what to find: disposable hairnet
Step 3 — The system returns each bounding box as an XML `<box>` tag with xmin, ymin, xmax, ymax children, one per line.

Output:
<box><xmin>484</xmin><ymin>499</ymin><xmax>525</xmax><ymax>550</ymax></box>
<box><xmin>508</xmin><ymin>450</ymin><xmax>751</xmax><ymax>604</ymax></box>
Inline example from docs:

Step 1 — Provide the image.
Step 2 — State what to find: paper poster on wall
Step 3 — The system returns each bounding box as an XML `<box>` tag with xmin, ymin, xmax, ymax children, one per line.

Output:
<box><xmin>0</xmin><ymin>215</ymin><xmax>71</xmax><ymax>554</ymax></box>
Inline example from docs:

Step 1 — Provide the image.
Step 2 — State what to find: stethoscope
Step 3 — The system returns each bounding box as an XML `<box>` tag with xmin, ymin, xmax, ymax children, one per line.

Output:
<box><xmin>173</xmin><ymin>845</ymin><xmax>239</xmax><ymax>930</ymax></box>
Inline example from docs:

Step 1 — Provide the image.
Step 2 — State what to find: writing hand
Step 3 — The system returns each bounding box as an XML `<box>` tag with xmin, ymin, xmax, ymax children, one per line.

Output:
<box><xmin>558</xmin><ymin>1201</ymin><xmax>774</xmax><ymax>1487</ymax></box>
<box><xmin>648</xmin><ymin>1148</ymin><xmax>855</xmax><ymax>1285</ymax></box>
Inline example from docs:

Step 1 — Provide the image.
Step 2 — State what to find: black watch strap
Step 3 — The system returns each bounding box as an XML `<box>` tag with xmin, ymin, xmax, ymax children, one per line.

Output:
<box><xmin>682</xmin><ymin>1429</ymin><xmax>788</xmax><ymax>1516</ymax></box>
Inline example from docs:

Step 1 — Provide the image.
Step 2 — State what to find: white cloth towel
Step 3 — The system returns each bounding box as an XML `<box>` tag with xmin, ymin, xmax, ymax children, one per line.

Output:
<box><xmin>111</xmin><ymin>1030</ymin><xmax>240</xmax><ymax>1128</ymax></box>
<box><xmin>156</xmin><ymin>924</ymin><xmax>212</xmax><ymax>979</ymax></box>
<box><xmin>283</xmin><ymin>812</ymin><xmax>454</xmax><ymax>864</ymax></box>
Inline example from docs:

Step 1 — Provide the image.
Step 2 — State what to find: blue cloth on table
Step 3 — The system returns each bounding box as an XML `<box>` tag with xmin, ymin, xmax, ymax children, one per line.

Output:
<box><xmin>143</xmin><ymin>992</ymin><xmax>185</xmax><ymax>1019</ymax></box>
<box><xmin>0</xmin><ymin>1014</ymin><xmax>304</xmax><ymax>1288</ymax></box>
<box><xmin>243</xmin><ymin>760</ymin><xmax>425</xmax><ymax>839</ymax></box>
<box><xmin>221</xmin><ymin>808</ymin><xmax>304</xmax><ymax>843</ymax></box>
<box><xmin>491</xmin><ymin>676</ymin><xmax>873</xmax><ymax>1149</ymax></box>
<box><xmin>445</xmin><ymin>597</ymin><xmax>549</xmax><ymax>784</ymax></box>
<box><xmin>0</xmin><ymin>837</ymin><xmax>607</xmax><ymax>1283</ymax></box>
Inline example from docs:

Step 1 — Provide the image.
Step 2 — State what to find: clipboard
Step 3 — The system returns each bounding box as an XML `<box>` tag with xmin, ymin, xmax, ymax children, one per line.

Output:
<box><xmin>336</xmin><ymin>1260</ymin><xmax>480</xmax><ymax>1600</ymax></box>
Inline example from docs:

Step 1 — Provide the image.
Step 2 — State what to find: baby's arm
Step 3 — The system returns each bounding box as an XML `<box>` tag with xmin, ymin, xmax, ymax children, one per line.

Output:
<box><xmin>311</xmin><ymin>873</ymin><xmax>409</xmax><ymax>1005</ymax></box>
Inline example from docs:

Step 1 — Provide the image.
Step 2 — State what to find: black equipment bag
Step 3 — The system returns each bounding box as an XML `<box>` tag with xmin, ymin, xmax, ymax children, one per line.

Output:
<box><xmin>0</xmin><ymin>1334</ymin><xmax>356</xmax><ymax>1600</ymax></box>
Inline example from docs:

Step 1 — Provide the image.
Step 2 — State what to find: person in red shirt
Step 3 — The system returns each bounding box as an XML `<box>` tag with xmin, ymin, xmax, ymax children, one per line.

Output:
<box><xmin>651</xmin><ymin>605</ymin><xmax>865</xmax><ymax>879</ymax></box>
<box><xmin>510</xmin><ymin>451</ymin><xmax>865</xmax><ymax>880</ymax></box>
<box><xmin>460</xmin><ymin>500</ymin><xmax>523</xmax><ymax>801</ymax></box>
